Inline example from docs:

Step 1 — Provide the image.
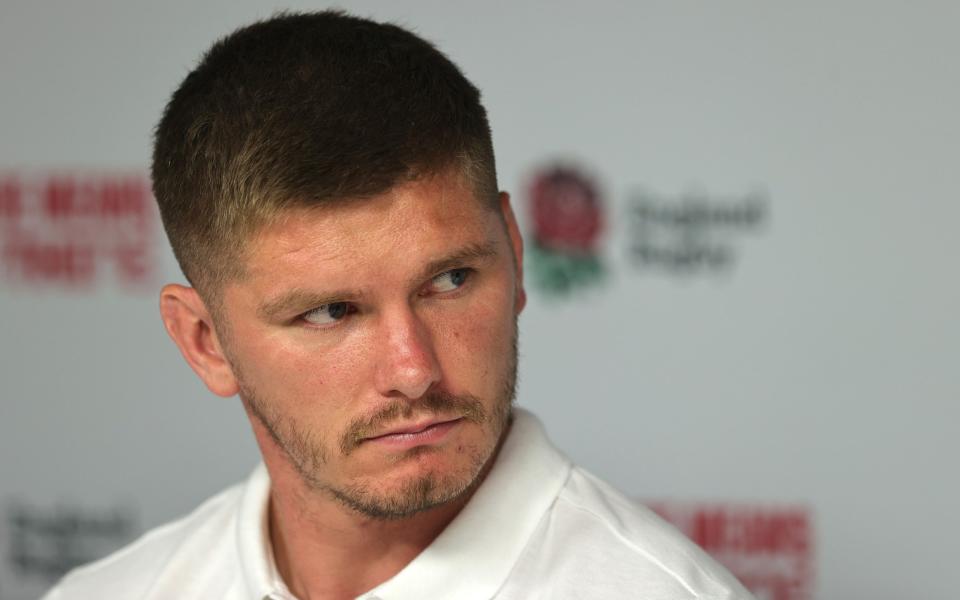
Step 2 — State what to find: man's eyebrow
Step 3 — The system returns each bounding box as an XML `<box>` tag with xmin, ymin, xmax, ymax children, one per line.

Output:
<box><xmin>418</xmin><ymin>241</ymin><xmax>499</xmax><ymax>282</ymax></box>
<box><xmin>257</xmin><ymin>288</ymin><xmax>365</xmax><ymax>321</ymax></box>
<box><xmin>256</xmin><ymin>241</ymin><xmax>499</xmax><ymax>321</ymax></box>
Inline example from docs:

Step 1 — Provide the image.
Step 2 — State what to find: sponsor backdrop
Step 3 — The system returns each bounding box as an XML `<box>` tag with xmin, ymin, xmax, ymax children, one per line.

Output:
<box><xmin>1</xmin><ymin>2</ymin><xmax>956</xmax><ymax>598</ymax></box>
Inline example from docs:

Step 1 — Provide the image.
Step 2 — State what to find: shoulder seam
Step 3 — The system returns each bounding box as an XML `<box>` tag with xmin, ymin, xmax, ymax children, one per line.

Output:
<box><xmin>557</xmin><ymin>479</ymin><xmax>734</xmax><ymax>599</ymax></box>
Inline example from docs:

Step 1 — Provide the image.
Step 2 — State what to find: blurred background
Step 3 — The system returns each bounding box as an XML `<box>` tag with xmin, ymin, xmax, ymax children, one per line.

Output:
<box><xmin>1</xmin><ymin>2</ymin><xmax>957</xmax><ymax>598</ymax></box>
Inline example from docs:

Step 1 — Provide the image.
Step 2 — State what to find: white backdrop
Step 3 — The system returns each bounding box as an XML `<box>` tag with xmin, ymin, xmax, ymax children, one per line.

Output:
<box><xmin>1</xmin><ymin>2</ymin><xmax>957</xmax><ymax>599</ymax></box>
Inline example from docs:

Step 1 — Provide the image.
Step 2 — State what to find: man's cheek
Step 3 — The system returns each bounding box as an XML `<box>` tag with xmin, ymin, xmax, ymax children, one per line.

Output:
<box><xmin>451</xmin><ymin>319</ymin><xmax>509</xmax><ymax>377</ymax></box>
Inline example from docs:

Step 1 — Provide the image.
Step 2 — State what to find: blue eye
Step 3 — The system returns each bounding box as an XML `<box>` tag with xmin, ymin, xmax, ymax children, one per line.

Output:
<box><xmin>303</xmin><ymin>302</ymin><xmax>352</xmax><ymax>325</ymax></box>
<box><xmin>430</xmin><ymin>268</ymin><xmax>470</xmax><ymax>293</ymax></box>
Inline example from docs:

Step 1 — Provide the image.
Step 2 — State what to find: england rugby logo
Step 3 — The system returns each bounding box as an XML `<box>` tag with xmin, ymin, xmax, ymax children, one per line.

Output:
<box><xmin>526</xmin><ymin>164</ymin><xmax>605</xmax><ymax>296</ymax></box>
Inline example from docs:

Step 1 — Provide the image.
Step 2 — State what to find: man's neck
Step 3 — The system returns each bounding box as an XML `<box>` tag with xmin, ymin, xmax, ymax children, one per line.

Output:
<box><xmin>268</xmin><ymin>473</ymin><xmax>473</xmax><ymax>600</ymax></box>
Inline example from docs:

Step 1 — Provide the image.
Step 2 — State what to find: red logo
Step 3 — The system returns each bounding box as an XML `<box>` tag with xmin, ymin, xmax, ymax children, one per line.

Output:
<box><xmin>650</xmin><ymin>502</ymin><xmax>815</xmax><ymax>600</ymax></box>
<box><xmin>529</xmin><ymin>166</ymin><xmax>603</xmax><ymax>254</ymax></box>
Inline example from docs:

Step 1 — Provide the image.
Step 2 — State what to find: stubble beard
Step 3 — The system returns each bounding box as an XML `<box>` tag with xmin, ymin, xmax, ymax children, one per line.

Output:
<box><xmin>237</xmin><ymin>327</ymin><xmax>518</xmax><ymax>520</ymax></box>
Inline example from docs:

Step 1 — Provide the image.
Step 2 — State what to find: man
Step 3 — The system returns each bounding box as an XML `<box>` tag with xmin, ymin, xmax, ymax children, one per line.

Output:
<box><xmin>44</xmin><ymin>11</ymin><xmax>752</xmax><ymax>600</ymax></box>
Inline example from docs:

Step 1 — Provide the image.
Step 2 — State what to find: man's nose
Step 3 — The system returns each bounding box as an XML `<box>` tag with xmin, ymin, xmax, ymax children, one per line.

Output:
<box><xmin>373</xmin><ymin>307</ymin><xmax>441</xmax><ymax>400</ymax></box>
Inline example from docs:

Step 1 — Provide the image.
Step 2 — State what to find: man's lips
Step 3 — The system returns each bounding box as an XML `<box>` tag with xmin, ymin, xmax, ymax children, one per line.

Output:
<box><xmin>365</xmin><ymin>416</ymin><xmax>462</xmax><ymax>439</ymax></box>
<box><xmin>361</xmin><ymin>417</ymin><xmax>463</xmax><ymax>448</ymax></box>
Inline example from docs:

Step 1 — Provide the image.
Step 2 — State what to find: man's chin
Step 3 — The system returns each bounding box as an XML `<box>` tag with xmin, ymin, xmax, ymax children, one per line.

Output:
<box><xmin>327</xmin><ymin>444</ymin><xmax>491</xmax><ymax>519</ymax></box>
<box><xmin>327</xmin><ymin>469</ymin><xmax>473</xmax><ymax>520</ymax></box>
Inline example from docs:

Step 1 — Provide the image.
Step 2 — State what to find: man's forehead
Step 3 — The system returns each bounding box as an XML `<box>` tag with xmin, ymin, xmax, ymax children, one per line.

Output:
<box><xmin>242</xmin><ymin>173</ymin><xmax>498</xmax><ymax>269</ymax></box>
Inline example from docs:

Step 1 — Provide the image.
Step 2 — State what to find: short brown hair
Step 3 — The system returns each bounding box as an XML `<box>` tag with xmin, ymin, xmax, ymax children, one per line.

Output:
<box><xmin>151</xmin><ymin>11</ymin><xmax>497</xmax><ymax>299</ymax></box>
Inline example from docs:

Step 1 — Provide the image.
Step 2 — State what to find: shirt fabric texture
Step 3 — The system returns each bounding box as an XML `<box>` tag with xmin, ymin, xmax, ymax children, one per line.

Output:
<box><xmin>43</xmin><ymin>409</ymin><xmax>753</xmax><ymax>599</ymax></box>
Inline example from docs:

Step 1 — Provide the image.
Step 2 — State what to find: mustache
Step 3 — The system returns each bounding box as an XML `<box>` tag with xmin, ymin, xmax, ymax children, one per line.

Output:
<box><xmin>340</xmin><ymin>391</ymin><xmax>488</xmax><ymax>454</ymax></box>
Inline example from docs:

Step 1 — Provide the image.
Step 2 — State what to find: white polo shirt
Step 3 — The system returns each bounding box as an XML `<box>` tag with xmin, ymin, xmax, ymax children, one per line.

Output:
<box><xmin>43</xmin><ymin>410</ymin><xmax>753</xmax><ymax>599</ymax></box>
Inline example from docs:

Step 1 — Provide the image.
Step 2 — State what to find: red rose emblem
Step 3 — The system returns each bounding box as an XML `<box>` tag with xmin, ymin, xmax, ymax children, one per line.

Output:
<box><xmin>529</xmin><ymin>167</ymin><xmax>603</xmax><ymax>253</ymax></box>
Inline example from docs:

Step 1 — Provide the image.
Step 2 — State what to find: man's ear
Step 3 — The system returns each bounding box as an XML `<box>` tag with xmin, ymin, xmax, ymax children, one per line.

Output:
<box><xmin>499</xmin><ymin>191</ymin><xmax>527</xmax><ymax>314</ymax></box>
<box><xmin>159</xmin><ymin>284</ymin><xmax>240</xmax><ymax>397</ymax></box>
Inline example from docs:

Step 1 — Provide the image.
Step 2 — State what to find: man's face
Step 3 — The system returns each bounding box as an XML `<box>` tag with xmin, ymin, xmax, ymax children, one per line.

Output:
<box><xmin>215</xmin><ymin>169</ymin><xmax>525</xmax><ymax>518</ymax></box>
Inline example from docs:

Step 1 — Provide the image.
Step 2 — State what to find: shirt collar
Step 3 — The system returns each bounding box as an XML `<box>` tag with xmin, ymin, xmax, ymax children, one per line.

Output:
<box><xmin>236</xmin><ymin>463</ymin><xmax>296</xmax><ymax>600</ymax></box>
<box><xmin>236</xmin><ymin>408</ymin><xmax>571</xmax><ymax>600</ymax></box>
